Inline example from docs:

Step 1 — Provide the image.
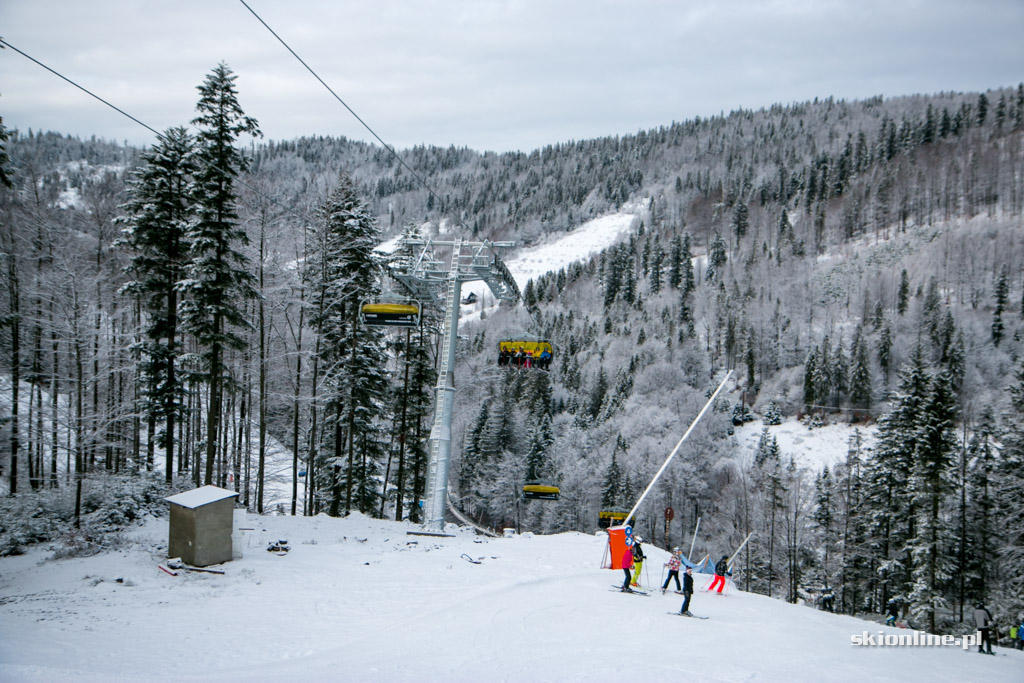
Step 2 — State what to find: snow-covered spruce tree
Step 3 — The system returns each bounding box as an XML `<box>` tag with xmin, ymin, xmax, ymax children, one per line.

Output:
<box><xmin>803</xmin><ymin>347</ymin><xmax>818</xmax><ymax>414</ymax></box>
<box><xmin>876</xmin><ymin>321</ymin><xmax>893</xmax><ymax>385</ymax></box>
<box><xmin>848</xmin><ymin>325</ymin><xmax>873</xmax><ymax>413</ymax></box>
<box><xmin>812</xmin><ymin>466</ymin><xmax>837</xmax><ymax>590</ymax></box>
<box><xmin>830</xmin><ymin>338</ymin><xmax>849</xmax><ymax>408</ymax></box>
<box><xmin>906</xmin><ymin>368</ymin><xmax>958</xmax><ymax>633</ymax></box>
<box><xmin>523</xmin><ymin>370</ymin><xmax>554</xmax><ymax>483</ymax></box>
<box><xmin>523</xmin><ymin>412</ymin><xmax>554</xmax><ymax>530</ymax></box>
<box><xmin>995</xmin><ymin>360</ymin><xmax>1024</xmax><ymax>618</ymax></box>
<box><xmin>782</xmin><ymin>457</ymin><xmax>807</xmax><ymax>604</ymax></box>
<box><xmin>458</xmin><ymin>402</ymin><xmax>490</xmax><ymax>519</ymax></box>
<box><xmin>897</xmin><ymin>269</ymin><xmax>910</xmax><ymax>317</ymax></box>
<box><xmin>619</xmin><ymin>243</ymin><xmax>637</xmax><ymax>306</ymax></box>
<box><xmin>814</xmin><ymin>337</ymin><xmax>832</xmax><ymax>411</ymax></box>
<box><xmin>962</xmin><ymin>407</ymin><xmax>998</xmax><ymax>612</ymax></box>
<box><xmin>0</xmin><ymin>115</ymin><xmax>20</xmax><ymax>496</ymax></box>
<box><xmin>667</xmin><ymin>234</ymin><xmax>682</xmax><ymax>290</ymax></box>
<box><xmin>991</xmin><ymin>264</ymin><xmax>1008</xmax><ymax>347</ymax></box>
<box><xmin>649</xmin><ymin>244</ymin><xmax>664</xmax><ymax>295</ymax></box>
<box><xmin>836</xmin><ymin>429</ymin><xmax>870</xmax><ymax>614</ymax></box>
<box><xmin>0</xmin><ymin>115</ymin><xmax>12</xmax><ymax>190</ymax></box>
<box><xmin>863</xmin><ymin>345</ymin><xmax>930</xmax><ymax>611</ymax></box>
<box><xmin>304</xmin><ymin>174</ymin><xmax>388</xmax><ymax>517</ymax></box>
<box><xmin>180</xmin><ymin>63</ymin><xmax>261</xmax><ymax>487</ymax></box>
<box><xmin>601</xmin><ymin>436</ymin><xmax>627</xmax><ymax>509</ymax></box>
<box><xmin>732</xmin><ymin>200</ymin><xmax>749</xmax><ymax>243</ymax></box>
<box><xmin>399</xmin><ymin>324</ymin><xmax>435</xmax><ymax>523</ymax></box>
<box><xmin>705</xmin><ymin>230</ymin><xmax>727</xmax><ymax>282</ymax></box>
<box><xmin>118</xmin><ymin>126</ymin><xmax>196</xmax><ymax>483</ymax></box>
<box><xmin>753</xmin><ymin>429</ymin><xmax>785</xmax><ymax>597</ymax></box>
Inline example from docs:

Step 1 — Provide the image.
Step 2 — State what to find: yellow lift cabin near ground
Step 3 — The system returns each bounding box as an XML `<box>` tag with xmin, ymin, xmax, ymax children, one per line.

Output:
<box><xmin>360</xmin><ymin>300</ymin><xmax>421</xmax><ymax>328</ymax></box>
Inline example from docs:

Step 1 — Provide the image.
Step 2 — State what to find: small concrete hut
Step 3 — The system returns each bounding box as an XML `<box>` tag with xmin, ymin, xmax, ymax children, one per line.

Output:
<box><xmin>165</xmin><ymin>485</ymin><xmax>239</xmax><ymax>567</ymax></box>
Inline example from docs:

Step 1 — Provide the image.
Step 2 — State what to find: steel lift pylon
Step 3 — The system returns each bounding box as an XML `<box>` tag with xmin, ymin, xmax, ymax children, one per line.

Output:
<box><xmin>388</xmin><ymin>237</ymin><xmax>520</xmax><ymax>532</ymax></box>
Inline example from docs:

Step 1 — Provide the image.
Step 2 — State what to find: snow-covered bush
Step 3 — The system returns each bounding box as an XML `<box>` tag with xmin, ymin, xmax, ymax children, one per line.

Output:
<box><xmin>0</xmin><ymin>472</ymin><xmax>184</xmax><ymax>556</ymax></box>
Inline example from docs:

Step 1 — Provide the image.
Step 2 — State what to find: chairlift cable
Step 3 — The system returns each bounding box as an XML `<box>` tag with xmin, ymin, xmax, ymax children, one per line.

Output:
<box><xmin>0</xmin><ymin>38</ymin><xmax>159</xmax><ymax>137</ymax></box>
<box><xmin>0</xmin><ymin>38</ymin><xmax>318</xmax><ymax>228</ymax></box>
<box><xmin>237</xmin><ymin>0</ymin><xmax>446</xmax><ymax>211</ymax></box>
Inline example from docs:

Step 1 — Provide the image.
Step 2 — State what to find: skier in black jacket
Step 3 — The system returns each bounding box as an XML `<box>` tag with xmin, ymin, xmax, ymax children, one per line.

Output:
<box><xmin>679</xmin><ymin>566</ymin><xmax>695</xmax><ymax>616</ymax></box>
<box><xmin>885</xmin><ymin>599</ymin><xmax>899</xmax><ymax>626</ymax></box>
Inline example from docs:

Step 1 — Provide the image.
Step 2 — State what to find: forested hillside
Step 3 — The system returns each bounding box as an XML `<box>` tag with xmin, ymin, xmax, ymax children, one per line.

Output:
<box><xmin>1</xmin><ymin>75</ymin><xmax>1022</xmax><ymax>634</ymax></box>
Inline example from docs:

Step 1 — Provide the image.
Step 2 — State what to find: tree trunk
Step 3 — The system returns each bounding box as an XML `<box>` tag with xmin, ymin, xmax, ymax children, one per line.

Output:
<box><xmin>291</xmin><ymin>299</ymin><xmax>304</xmax><ymax>517</ymax></box>
<box><xmin>345</xmin><ymin>308</ymin><xmax>358</xmax><ymax>514</ymax></box>
<box><xmin>165</xmin><ymin>285</ymin><xmax>178</xmax><ymax>483</ymax></box>
<box><xmin>49</xmin><ymin>311</ymin><xmax>60</xmax><ymax>489</ymax></box>
<box><xmin>258</xmin><ymin>236</ymin><xmax>267</xmax><ymax>513</ymax></box>
<box><xmin>768</xmin><ymin>479</ymin><xmax>776</xmax><ymax>598</ymax></box>
<box><xmin>204</xmin><ymin>327</ymin><xmax>222</xmax><ymax>485</ymax></box>
<box><xmin>73</xmin><ymin>289</ymin><xmax>85</xmax><ymax>526</ymax></box>
<box><xmin>305</xmin><ymin>334</ymin><xmax>320</xmax><ymax>516</ymax></box>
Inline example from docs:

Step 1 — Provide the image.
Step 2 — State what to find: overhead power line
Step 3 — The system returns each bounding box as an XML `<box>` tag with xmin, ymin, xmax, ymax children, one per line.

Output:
<box><xmin>236</xmin><ymin>0</ymin><xmax>443</xmax><ymax>206</ymax></box>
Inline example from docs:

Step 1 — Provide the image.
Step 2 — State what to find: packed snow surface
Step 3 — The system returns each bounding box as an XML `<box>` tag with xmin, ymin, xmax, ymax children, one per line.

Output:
<box><xmin>0</xmin><ymin>512</ymin><xmax>1019</xmax><ymax>682</ymax></box>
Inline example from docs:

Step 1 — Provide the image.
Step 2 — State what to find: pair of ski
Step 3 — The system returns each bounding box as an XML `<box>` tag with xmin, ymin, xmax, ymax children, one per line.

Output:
<box><xmin>609</xmin><ymin>586</ymin><xmax>709</xmax><ymax>618</ymax></box>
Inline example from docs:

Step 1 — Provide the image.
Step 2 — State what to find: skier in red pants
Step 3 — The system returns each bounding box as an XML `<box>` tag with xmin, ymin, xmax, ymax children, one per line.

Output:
<box><xmin>708</xmin><ymin>555</ymin><xmax>730</xmax><ymax>593</ymax></box>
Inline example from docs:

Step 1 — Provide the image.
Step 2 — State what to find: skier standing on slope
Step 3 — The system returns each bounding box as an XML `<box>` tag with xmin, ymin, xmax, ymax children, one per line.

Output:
<box><xmin>631</xmin><ymin>537</ymin><xmax>646</xmax><ymax>588</ymax></box>
<box><xmin>708</xmin><ymin>555</ymin><xmax>730</xmax><ymax>593</ymax></box>
<box><xmin>885</xmin><ymin>598</ymin><xmax>900</xmax><ymax>626</ymax></box>
<box><xmin>973</xmin><ymin>602</ymin><xmax>995</xmax><ymax>655</ymax></box>
<box><xmin>679</xmin><ymin>566</ymin><xmax>695</xmax><ymax>616</ymax></box>
<box><xmin>821</xmin><ymin>588</ymin><xmax>834</xmax><ymax>612</ymax></box>
<box><xmin>662</xmin><ymin>548</ymin><xmax>682</xmax><ymax>593</ymax></box>
<box><xmin>621</xmin><ymin>543</ymin><xmax>635</xmax><ymax>592</ymax></box>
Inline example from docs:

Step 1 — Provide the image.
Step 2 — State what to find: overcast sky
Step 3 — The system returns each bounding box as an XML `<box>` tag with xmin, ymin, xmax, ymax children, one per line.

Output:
<box><xmin>1</xmin><ymin>0</ymin><xmax>1022</xmax><ymax>154</ymax></box>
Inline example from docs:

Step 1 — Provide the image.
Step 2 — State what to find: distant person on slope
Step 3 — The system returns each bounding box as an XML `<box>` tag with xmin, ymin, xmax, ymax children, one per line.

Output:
<box><xmin>679</xmin><ymin>566</ymin><xmax>695</xmax><ymax>616</ymax></box>
<box><xmin>662</xmin><ymin>548</ymin><xmax>682</xmax><ymax>593</ymax></box>
<box><xmin>885</xmin><ymin>598</ymin><xmax>900</xmax><ymax>626</ymax></box>
<box><xmin>631</xmin><ymin>537</ymin><xmax>646</xmax><ymax>588</ymax></box>
<box><xmin>708</xmin><ymin>555</ymin><xmax>730</xmax><ymax>593</ymax></box>
<box><xmin>821</xmin><ymin>588</ymin><xmax>834</xmax><ymax>612</ymax></box>
<box><xmin>973</xmin><ymin>602</ymin><xmax>995</xmax><ymax>655</ymax></box>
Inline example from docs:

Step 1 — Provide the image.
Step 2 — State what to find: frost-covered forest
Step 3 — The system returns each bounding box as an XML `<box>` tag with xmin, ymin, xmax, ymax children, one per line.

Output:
<box><xmin>1</xmin><ymin>68</ymin><xmax>1023</xmax><ymax>635</ymax></box>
